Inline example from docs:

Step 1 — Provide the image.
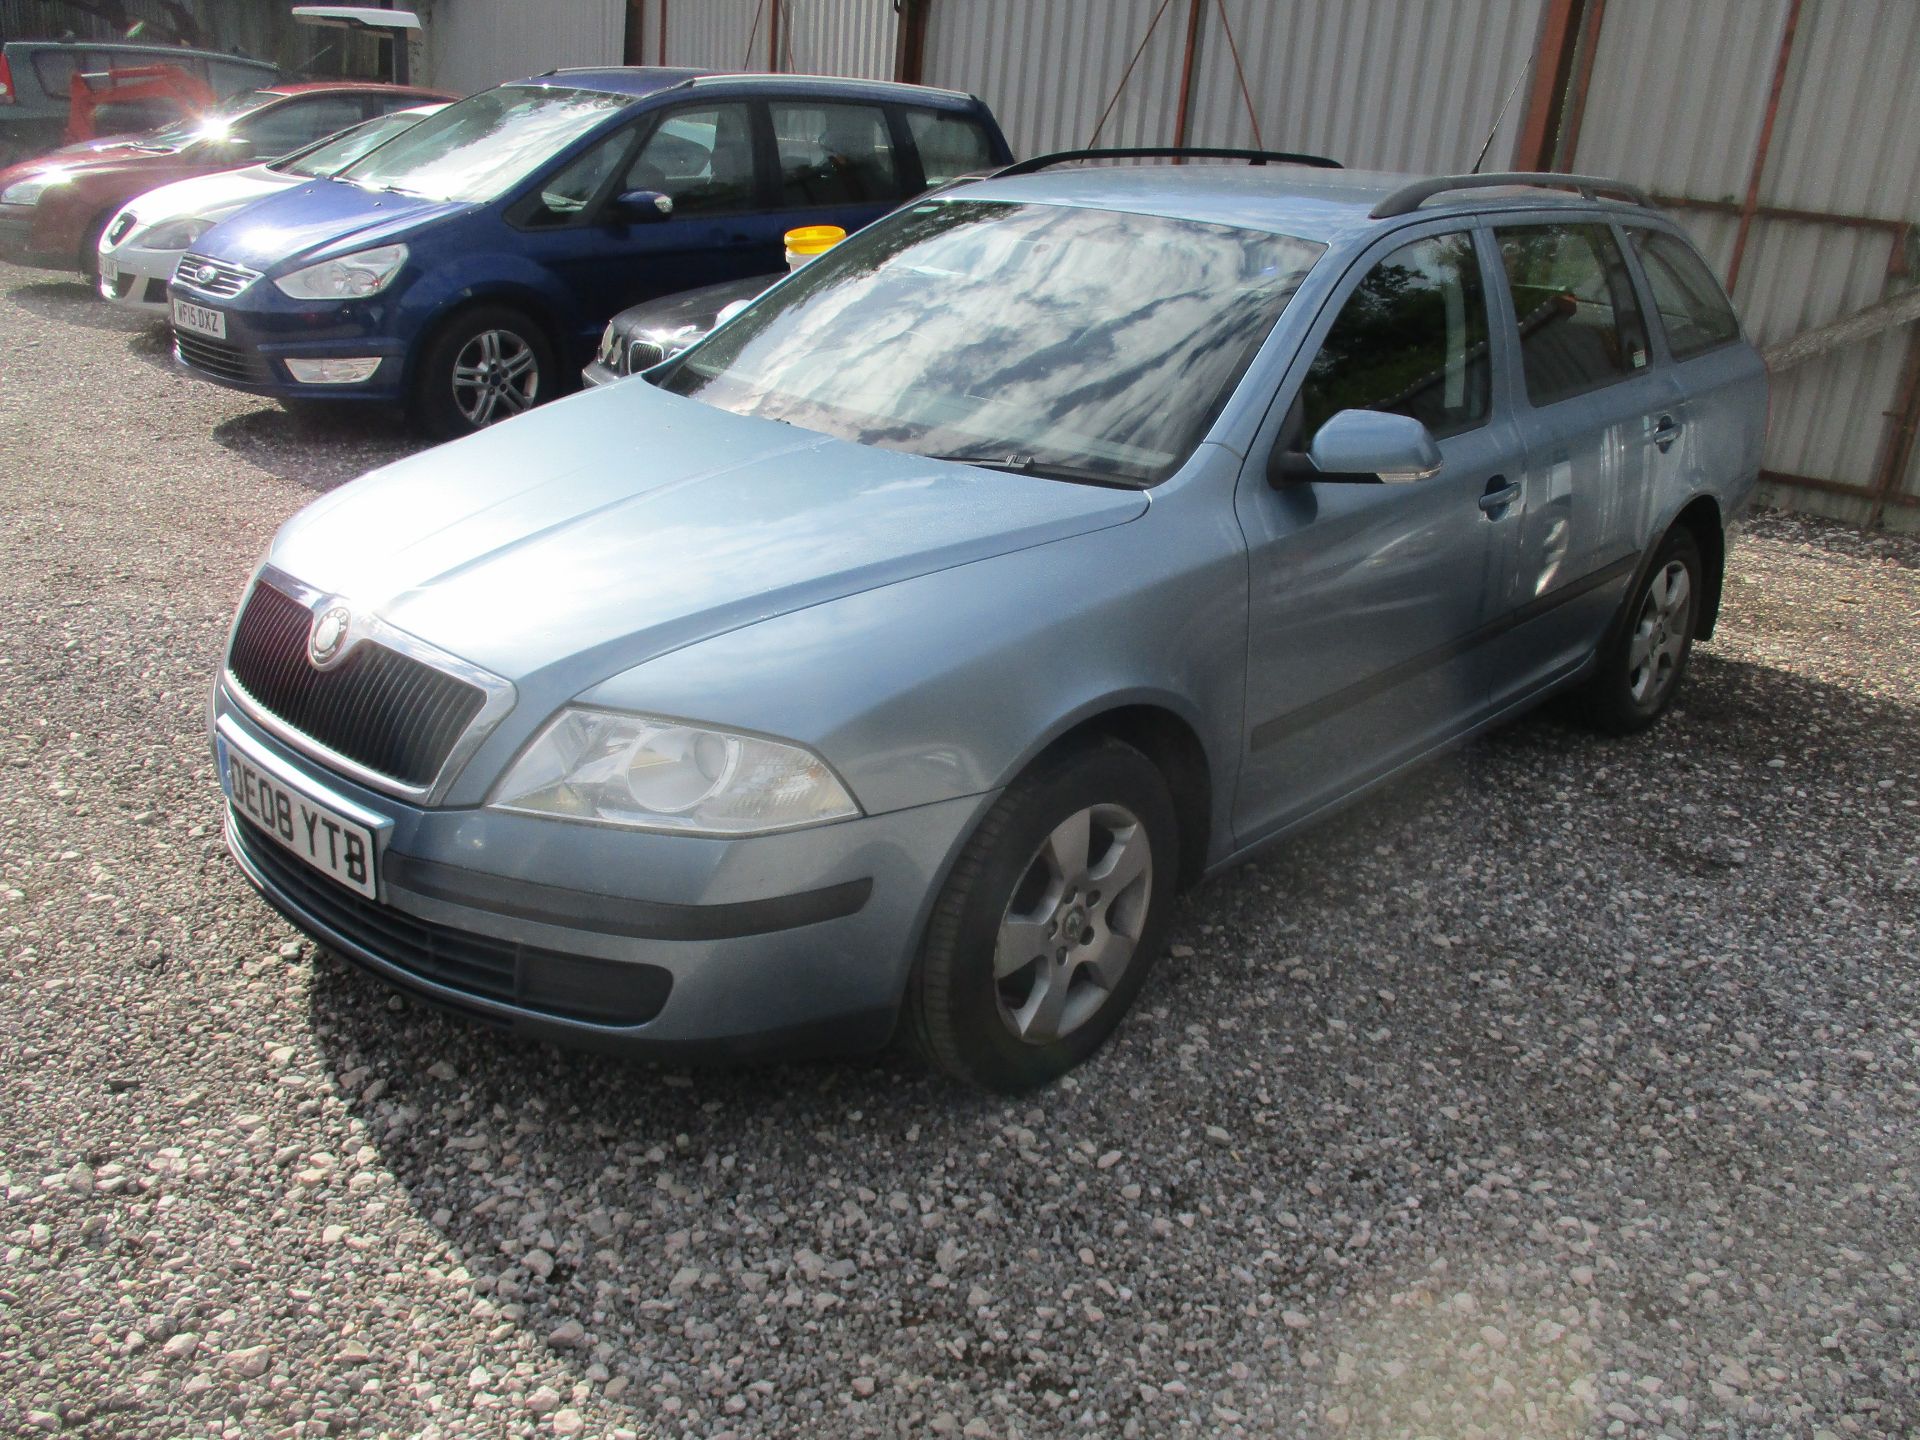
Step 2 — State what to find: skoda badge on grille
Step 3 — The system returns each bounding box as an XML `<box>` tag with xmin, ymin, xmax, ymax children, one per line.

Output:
<box><xmin>308</xmin><ymin>604</ymin><xmax>353</xmax><ymax>668</ymax></box>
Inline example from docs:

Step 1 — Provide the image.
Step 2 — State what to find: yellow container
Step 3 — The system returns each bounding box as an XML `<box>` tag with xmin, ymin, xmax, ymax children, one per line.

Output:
<box><xmin>784</xmin><ymin>224</ymin><xmax>847</xmax><ymax>270</ymax></box>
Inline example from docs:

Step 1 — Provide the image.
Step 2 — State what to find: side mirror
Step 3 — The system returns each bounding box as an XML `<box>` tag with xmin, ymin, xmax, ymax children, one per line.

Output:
<box><xmin>1269</xmin><ymin>408</ymin><xmax>1442</xmax><ymax>486</ymax></box>
<box><xmin>610</xmin><ymin>189</ymin><xmax>674</xmax><ymax>222</ymax></box>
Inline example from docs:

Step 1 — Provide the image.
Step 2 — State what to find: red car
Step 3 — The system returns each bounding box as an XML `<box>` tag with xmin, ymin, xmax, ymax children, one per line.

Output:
<box><xmin>0</xmin><ymin>81</ymin><xmax>452</xmax><ymax>275</ymax></box>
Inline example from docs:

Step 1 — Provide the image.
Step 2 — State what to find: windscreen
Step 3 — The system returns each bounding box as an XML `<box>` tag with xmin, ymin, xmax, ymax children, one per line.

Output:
<box><xmin>339</xmin><ymin>85</ymin><xmax>630</xmax><ymax>204</ymax></box>
<box><xmin>662</xmin><ymin>199</ymin><xmax>1324</xmax><ymax>485</ymax></box>
<box><xmin>276</xmin><ymin>109</ymin><xmax>435</xmax><ymax>180</ymax></box>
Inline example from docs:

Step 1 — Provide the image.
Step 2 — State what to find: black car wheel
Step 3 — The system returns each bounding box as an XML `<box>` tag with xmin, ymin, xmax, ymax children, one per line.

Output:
<box><xmin>415</xmin><ymin>304</ymin><xmax>557</xmax><ymax>438</ymax></box>
<box><xmin>905</xmin><ymin>737</ymin><xmax>1179</xmax><ymax>1092</ymax></box>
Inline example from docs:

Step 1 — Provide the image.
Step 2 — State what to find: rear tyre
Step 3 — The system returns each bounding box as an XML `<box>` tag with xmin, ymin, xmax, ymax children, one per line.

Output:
<box><xmin>906</xmin><ymin>738</ymin><xmax>1179</xmax><ymax>1092</ymax></box>
<box><xmin>1579</xmin><ymin>525</ymin><xmax>1703</xmax><ymax>734</ymax></box>
<box><xmin>414</xmin><ymin>304</ymin><xmax>557</xmax><ymax>439</ymax></box>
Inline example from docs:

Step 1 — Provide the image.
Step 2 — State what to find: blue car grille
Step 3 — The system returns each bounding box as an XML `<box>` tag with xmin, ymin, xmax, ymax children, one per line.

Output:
<box><xmin>174</xmin><ymin>251</ymin><xmax>261</xmax><ymax>297</ymax></box>
<box><xmin>231</xmin><ymin>815</ymin><xmax>674</xmax><ymax>1027</ymax></box>
<box><xmin>226</xmin><ymin>579</ymin><xmax>485</xmax><ymax>789</ymax></box>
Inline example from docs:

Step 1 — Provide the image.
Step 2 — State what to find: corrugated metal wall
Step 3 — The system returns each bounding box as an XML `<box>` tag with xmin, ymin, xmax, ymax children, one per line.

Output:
<box><xmin>780</xmin><ymin>0</ymin><xmax>898</xmax><ymax>80</ymax></box>
<box><xmin>924</xmin><ymin>0</ymin><xmax>1187</xmax><ymax>155</ymax></box>
<box><xmin>418</xmin><ymin>0</ymin><xmax>625</xmax><ymax>94</ymax></box>
<box><xmin>1185</xmin><ymin>0</ymin><xmax>1544</xmax><ymax>172</ymax></box>
<box><xmin>1567</xmin><ymin>0</ymin><xmax>1920</xmax><ymax>527</ymax></box>
<box><xmin>921</xmin><ymin>0</ymin><xmax>1544</xmax><ymax>169</ymax></box>
<box><xmin>661</xmin><ymin>0</ymin><xmax>773</xmax><ymax>72</ymax></box>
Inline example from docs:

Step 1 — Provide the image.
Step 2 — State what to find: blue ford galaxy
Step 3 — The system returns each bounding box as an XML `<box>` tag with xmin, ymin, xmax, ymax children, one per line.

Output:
<box><xmin>167</xmin><ymin>68</ymin><xmax>1009</xmax><ymax>434</ymax></box>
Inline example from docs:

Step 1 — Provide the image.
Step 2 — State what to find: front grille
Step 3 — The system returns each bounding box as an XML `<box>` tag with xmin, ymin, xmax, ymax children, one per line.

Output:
<box><xmin>232</xmin><ymin>816</ymin><xmax>673</xmax><ymax>1027</ymax></box>
<box><xmin>175</xmin><ymin>331</ymin><xmax>272</xmax><ymax>384</ymax></box>
<box><xmin>175</xmin><ymin>251</ymin><xmax>261</xmax><ymax>297</ymax></box>
<box><xmin>226</xmin><ymin>580</ymin><xmax>486</xmax><ymax>789</ymax></box>
<box><xmin>624</xmin><ymin>338</ymin><xmax>665</xmax><ymax>375</ymax></box>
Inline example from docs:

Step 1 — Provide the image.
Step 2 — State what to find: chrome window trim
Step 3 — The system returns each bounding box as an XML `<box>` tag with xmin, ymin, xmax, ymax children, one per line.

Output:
<box><xmin>221</xmin><ymin>564</ymin><xmax>517</xmax><ymax>805</ymax></box>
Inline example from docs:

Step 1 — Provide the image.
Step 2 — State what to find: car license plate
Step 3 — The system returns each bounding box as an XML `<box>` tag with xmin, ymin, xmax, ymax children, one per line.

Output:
<box><xmin>172</xmin><ymin>297</ymin><xmax>226</xmax><ymax>340</ymax></box>
<box><xmin>99</xmin><ymin>255</ymin><xmax>118</xmax><ymax>286</ymax></box>
<box><xmin>223</xmin><ymin>744</ymin><xmax>378</xmax><ymax>899</ymax></box>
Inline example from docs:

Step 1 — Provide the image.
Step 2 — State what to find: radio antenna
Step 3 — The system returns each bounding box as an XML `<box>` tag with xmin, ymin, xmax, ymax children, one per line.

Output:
<box><xmin>1471</xmin><ymin>69</ymin><xmax>1531</xmax><ymax>174</ymax></box>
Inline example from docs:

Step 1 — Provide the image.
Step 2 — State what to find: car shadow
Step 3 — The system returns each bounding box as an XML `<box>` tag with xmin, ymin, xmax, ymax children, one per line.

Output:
<box><xmin>6</xmin><ymin>275</ymin><xmax>154</xmax><ymax>332</ymax></box>
<box><xmin>296</xmin><ymin>647</ymin><xmax>1915</xmax><ymax>1430</ymax></box>
<box><xmin>212</xmin><ymin>405</ymin><xmax>429</xmax><ymax>494</ymax></box>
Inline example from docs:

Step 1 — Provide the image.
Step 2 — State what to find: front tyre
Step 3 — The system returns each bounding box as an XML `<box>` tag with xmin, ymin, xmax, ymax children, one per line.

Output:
<box><xmin>907</xmin><ymin>738</ymin><xmax>1179</xmax><ymax>1092</ymax></box>
<box><xmin>415</xmin><ymin>304</ymin><xmax>556</xmax><ymax>438</ymax></box>
<box><xmin>1582</xmin><ymin>525</ymin><xmax>1703</xmax><ymax>734</ymax></box>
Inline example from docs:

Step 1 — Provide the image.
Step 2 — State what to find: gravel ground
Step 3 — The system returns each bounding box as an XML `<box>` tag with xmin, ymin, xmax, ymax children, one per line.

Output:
<box><xmin>2</xmin><ymin>260</ymin><xmax>1918</xmax><ymax>1440</ymax></box>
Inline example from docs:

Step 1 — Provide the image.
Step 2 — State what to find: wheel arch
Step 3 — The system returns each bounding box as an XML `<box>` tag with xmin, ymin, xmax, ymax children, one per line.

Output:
<box><xmin>1023</xmin><ymin>701</ymin><xmax>1214</xmax><ymax>891</ymax></box>
<box><xmin>1671</xmin><ymin>493</ymin><xmax>1726</xmax><ymax>639</ymax></box>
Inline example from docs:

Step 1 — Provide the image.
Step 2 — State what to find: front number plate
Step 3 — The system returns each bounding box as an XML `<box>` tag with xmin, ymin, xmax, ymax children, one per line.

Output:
<box><xmin>172</xmin><ymin>297</ymin><xmax>226</xmax><ymax>339</ymax></box>
<box><xmin>224</xmin><ymin>747</ymin><xmax>378</xmax><ymax>899</ymax></box>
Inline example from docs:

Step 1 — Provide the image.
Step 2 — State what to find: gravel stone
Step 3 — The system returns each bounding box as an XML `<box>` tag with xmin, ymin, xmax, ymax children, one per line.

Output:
<box><xmin>3</xmin><ymin>262</ymin><xmax>1919</xmax><ymax>1438</ymax></box>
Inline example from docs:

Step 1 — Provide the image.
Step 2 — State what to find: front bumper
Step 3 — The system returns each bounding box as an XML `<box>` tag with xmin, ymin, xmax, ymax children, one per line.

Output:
<box><xmin>98</xmin><ymin>241</ymin><xmax>177</xmax><ymax>313</ymax></box>
<box><xmin>213</xmin><ymin>687</ymin><xmax>990</xmax><ymax>1060</ymax></box>
<box><xmin>168</xmin><ymin>276</ymin><xmax>410</xmax><ymax>403</ymax></box>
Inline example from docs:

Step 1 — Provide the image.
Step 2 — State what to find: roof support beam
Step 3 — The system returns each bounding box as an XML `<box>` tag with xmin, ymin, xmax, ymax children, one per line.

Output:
<box><xmin>1511</xmin><ymin>0</ymin><xmax>1584</xmax><ymax>171</ymax></box>
<box><xmin>893</xmin><ymin>0</ymin><xmax>930</xmax><ymax>85</ymax></box>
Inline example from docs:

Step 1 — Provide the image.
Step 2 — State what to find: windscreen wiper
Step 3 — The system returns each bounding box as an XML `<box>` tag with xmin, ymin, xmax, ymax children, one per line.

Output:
<box><xmin>920</xmin><ymin>453</ymin><xmax>1148</xmax><ymax>490</ymax></box>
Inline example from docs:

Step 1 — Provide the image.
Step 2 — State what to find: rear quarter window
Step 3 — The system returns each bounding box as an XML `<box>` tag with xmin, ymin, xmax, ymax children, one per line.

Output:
<box><xmin>905</xmin><ymin>109</ymin><xmax>993</xmax><ymax>185</ymax></box>
<box><xmin>1628</xmin><ymin>227</ymin><xmax>1742</xmax><ymax>359</ymax></box>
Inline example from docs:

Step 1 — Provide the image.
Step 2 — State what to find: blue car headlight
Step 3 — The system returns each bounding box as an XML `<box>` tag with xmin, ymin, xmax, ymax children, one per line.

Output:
<box><xmin>489</xmin><ymin>707</ymin><xmax>860</xmax><ymax>836</ymax></box>
<box><xmin>274</xmin><ymin>243</ymin><xmax>409</xmax><ymax>300</ymax></box>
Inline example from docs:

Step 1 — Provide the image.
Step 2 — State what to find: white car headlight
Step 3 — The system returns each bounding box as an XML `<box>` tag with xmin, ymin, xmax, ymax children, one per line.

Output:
<box><xmin>273</xmin><ymin>243</ymin><xmax>408</xmax><ymax>300</ymax></box>
<box><xmin>1</xmin><ymin>173</ymin><xmax>67</xmax><ymax>206</ymax></box>
<box><xmin>490</xmin><ymin>708</ymin><xmax>860</xmax><ymax>836</ymax></box>
<box><xmin>142</xmin><ymin>215</ymin><xmax>215</xmax><ymax>251</ymax></box>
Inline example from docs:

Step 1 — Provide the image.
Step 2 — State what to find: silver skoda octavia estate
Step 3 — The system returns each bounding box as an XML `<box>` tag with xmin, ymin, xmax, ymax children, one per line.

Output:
<box><xmin>214</xmin><ymin>151</ymin><xmax>1766</xmax><ymax>1091</ymax></box>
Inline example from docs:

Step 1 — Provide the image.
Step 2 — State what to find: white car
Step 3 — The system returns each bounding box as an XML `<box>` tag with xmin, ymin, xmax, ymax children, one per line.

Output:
<box><xmin>97</xmin><ymin>103</ymin><xmax>445</xmax><ymax>314</ymax></box>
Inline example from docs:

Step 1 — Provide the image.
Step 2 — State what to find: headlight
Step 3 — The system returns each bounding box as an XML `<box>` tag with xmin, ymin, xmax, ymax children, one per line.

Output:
<box><xmin>490</xmin><ymin>707</ymin><xmax>860</xmax><ymax>836</ymax></box>
<box><xmin>1</xmin><ymin>173</ymin><xmax>67</xmax><ymax>206</ymax></box>
<box><xmin>273</xmin><ymin>243</ymin><xmax>408</xmax><ymax>300</ymax></box>
<box><xmin>141</xmin><ymin>215</ymin><xmax>215</xmax><ymax>251</ymax></box>
<box><xmin>596</xmin><ymin>320</ymin><xmax>622</xmax><ymax>369</ymax></box>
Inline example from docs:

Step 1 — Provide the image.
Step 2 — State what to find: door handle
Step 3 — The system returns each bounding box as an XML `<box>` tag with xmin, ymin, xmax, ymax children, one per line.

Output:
<box><xmin>1477</xmin><ymin>475</ymin><xmax>1521</xmax><ymax>516</ymax></box>
<box><xmin>1652</xmin><ymin>414</ymin><xmax>1684</xmax><ymax>451</ymax></box>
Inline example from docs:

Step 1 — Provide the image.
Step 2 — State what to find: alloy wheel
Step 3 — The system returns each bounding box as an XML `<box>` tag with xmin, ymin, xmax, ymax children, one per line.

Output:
<box><xmin>451</xmin><ymin>329</ymin><xmax>540</xmax><ymax>427</ymax></box>
<box><xmin>994</xmin><ymin>803</ymin><xmax>1153</xmax><ymax>1044</ymax></box>
<box><xmin>1627</xmin><ymin>558</ymin><xmax>1693</xmax><ymax>706</ymax></box>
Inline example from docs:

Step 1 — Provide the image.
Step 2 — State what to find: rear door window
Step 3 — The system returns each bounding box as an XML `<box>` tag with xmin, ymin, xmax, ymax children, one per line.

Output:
<box><xmin>626</xmin><ymin>103</ymin><xmax>757</xmax><ymax>216</ymax></box>
<box><xmin>1495</xmin><ymin>223</ymin><xmax>1651</xmax><ymax>407</ymax></box>
<box><xmin>1627</xmin><ymin>227</ymin><xmax>1741</xmax><ymax>359</ymax></box>
<box><xmin>904</xmin><ymin>109</ymin><xmax>993</xmax><ymax>185</ymax></box>
<box><xmin>769</xmin><ymin>101</ymin><xmax>902</xmax><ymax>207</ymax></box>
<box><xmin>1300</xmin><ymin>231</ymin><xmax>1492</xmax><ymax>442</ymax></box>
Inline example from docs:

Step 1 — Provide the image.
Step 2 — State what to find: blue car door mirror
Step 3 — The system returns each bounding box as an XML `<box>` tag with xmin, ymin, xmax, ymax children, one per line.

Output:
<box><xmin>611</xmin><ymin>189</ymin><xmax>675</xmax><ymax>222</ymax></box>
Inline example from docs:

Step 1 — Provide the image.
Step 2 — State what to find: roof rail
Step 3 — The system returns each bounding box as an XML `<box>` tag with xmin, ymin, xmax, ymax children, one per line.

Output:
<box><xmin>996</xmin><ymin>146</ymin><xmax>1342</xmax><ymax>177</ymax></box>
<box><xmin>1370</xmin><ymin>171</ymin><xmax>1652</xmax><ymax>219</ymax></box>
